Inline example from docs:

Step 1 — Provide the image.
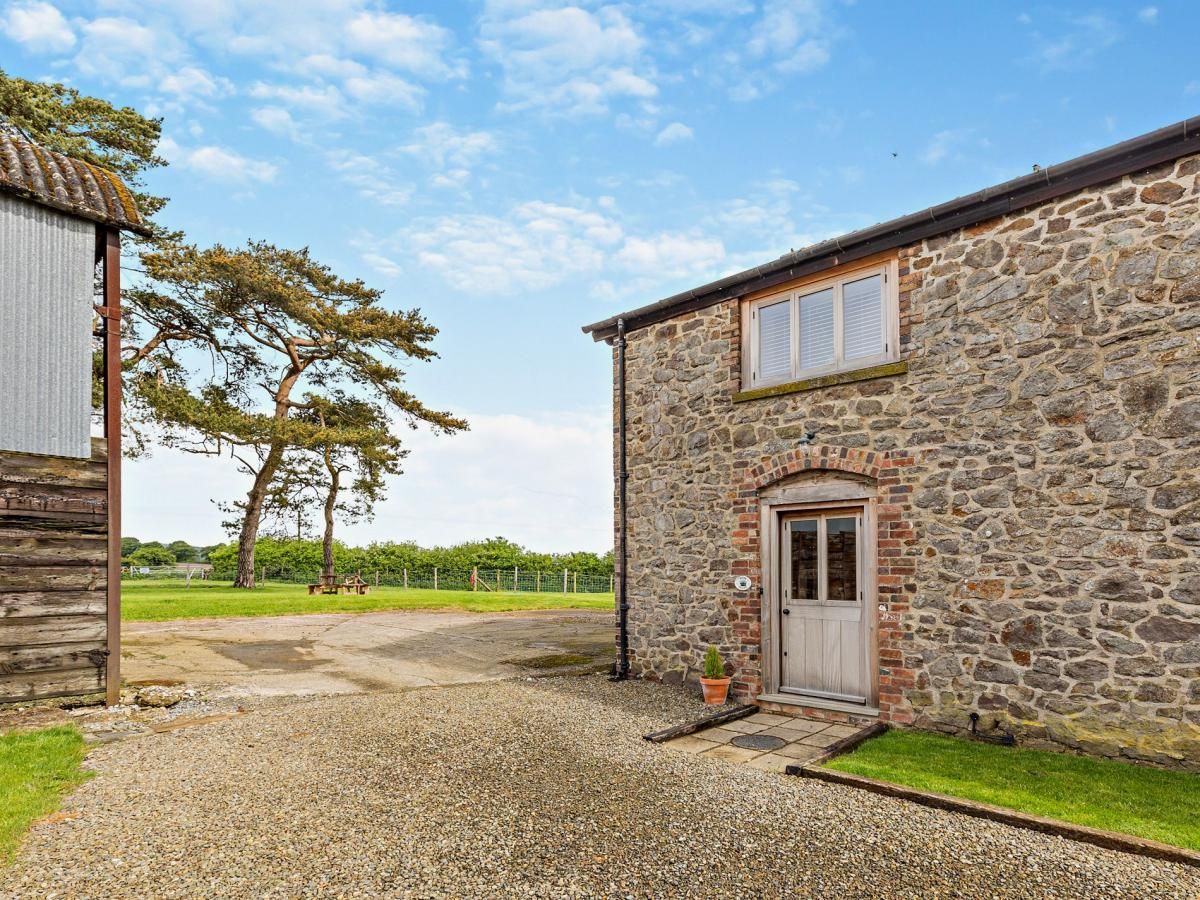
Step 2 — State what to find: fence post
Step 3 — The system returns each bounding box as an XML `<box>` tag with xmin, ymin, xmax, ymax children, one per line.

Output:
<box><xmin>472</xmin><ymin>566</ymin><xmax>478</xmax><ymax>592</ymax></box>
<box><xmin>536</xmin><ymin>571</ymin><xmax>541</xmax><ymax>593</ymax></box>
<box><xmin>375</xmin><ymin>570</ymin><xmax>379</xmax><ymax>587</ymax></box>
<box><xmin>609</xmin><ymin>573</ymin><xmax>614</xmax><ymax>593</ymax></box>
<box><xmin>403</xmin><ymin>568</ymin><xmax>408</xmax><ymax>589</ymax></box>
<box><xmin>513</xmin><ymin>566</ymin><xmax>518</xmax><ymax>592</ymax></box>
<box><xmin>434</xmin><ymin>567</ymin><xmax>438</xmax><ymax>590</ymax></box>
<box><xmin>496</xmin><ymin>569</ymin><xmax>500</xmax><ymax>592</ymax></box>
<box><xmin>260</xmin><ymin>565</ymin><xmax>266</xmax><ymax>585</ymax></box>
<box><xmin>562</xmin><ymin>569</ymin><xmax>567</xmax><ymax>593</ymax></box>
<box><xmin>573</xmin><ymin>571</ymin><xmax>578</xmax><ymax>593</ymax></box>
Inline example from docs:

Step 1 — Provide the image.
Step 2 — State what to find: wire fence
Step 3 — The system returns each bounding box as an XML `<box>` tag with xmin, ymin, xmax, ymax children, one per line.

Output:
<box><xmin>122</xmin><ymin>565</ymin><xmax>615</xmax><ymax>594</ymax></box>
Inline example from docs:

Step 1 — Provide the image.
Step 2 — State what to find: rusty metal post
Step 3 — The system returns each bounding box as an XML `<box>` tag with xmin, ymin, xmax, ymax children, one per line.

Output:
<box><xmin>101</xmin><ymin>228</ymin><xmax>121</xmax><ymax>706</ymax></box>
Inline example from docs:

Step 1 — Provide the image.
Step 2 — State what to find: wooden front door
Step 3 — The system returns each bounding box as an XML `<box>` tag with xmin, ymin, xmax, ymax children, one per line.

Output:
<box><xmin>779</xmin><ymin>509</ymin><xmax>870</xmax><ymax>704</ymax></box>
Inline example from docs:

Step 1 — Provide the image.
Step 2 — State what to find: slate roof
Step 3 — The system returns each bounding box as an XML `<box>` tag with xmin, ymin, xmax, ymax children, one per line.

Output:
<box><xmin>0</xmin><ymin>131</ymin><xmax>148</xmax><ymax>234</ymax></box>
<box><xmin>583</xmin><ymin>114</ymin><xmax>1200</xmax><ymax>342</ymax></box>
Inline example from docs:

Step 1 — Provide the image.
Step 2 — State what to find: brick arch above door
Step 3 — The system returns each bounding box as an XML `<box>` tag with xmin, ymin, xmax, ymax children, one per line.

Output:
<box><xmin>742</xmin><ymin>446</ymin><xmax>889</xmax><ymax>493</ymax></box>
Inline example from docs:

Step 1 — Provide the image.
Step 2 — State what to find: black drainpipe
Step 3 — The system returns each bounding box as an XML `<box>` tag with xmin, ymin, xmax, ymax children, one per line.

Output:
<box><xmin>611</xmin><ymin>317</ymin><xmax>630</xmax><ymax>680</ymax></box>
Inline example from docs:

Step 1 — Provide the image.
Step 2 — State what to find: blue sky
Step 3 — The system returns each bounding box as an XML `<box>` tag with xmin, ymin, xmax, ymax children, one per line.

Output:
<box><xmin>2</xmin><ymin>0</ymin><xmax>1196</xmax><ymax>551</ymax></box>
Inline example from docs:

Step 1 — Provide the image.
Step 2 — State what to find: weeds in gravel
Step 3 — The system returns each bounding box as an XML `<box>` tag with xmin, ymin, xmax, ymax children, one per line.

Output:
<box><xmin>825</xmin><ymin>729</ymin><xmax>1200</xmax><ymax>850</ymax></box>
<box><xmin>0</xmin><ymin>726</ymin><xmax>91</xmax><ymax>864</ymax></box>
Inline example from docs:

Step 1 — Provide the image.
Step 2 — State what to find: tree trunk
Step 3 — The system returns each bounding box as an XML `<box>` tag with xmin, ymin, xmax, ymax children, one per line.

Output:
<box><xmin>233</xmin><ymin>364</ymin><xmax>303</xmax><ymax>589</ymax></box>
<box><xmin>322</xmin><ymin>452</ymin><xmax>340</xmax><ymax>580</ymax></box>
<box><xmin>233</xmin><ymin>444</ymin><xmax>285</xmax><ymax>588</ymax></box>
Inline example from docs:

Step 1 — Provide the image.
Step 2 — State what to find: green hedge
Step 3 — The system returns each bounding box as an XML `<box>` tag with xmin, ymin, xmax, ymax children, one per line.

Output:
<box><xmin>207</xmin><ymin>536</ymin><xmax>613</xmax><ymax>578</ymax></box>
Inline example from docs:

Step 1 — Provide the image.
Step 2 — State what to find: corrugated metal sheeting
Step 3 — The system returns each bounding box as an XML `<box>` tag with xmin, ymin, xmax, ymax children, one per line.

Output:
<box><xmin>0</xmin><ymin>192</ymin><xmax>96</xmax><ymax>459</ymax></box>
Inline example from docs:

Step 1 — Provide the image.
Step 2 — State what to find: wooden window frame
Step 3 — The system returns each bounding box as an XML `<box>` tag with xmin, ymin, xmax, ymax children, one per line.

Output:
<box><xmin>742</xmin><ymin>258</ymin><xmax>899</xmax><ymax>391</ymax></box>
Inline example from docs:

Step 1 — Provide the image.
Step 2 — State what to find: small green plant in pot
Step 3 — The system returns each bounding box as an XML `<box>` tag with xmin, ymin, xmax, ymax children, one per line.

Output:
<box><xmin>699</xmin><ymin>645</ymin><xmax>732</xmax><ymax>705</ymax></box>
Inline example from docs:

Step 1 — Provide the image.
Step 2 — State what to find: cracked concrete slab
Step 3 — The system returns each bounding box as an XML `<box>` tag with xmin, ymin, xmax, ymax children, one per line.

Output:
<box><xmin>122</xmin><ymin>609</ymin><xmax>613</xmax><ymax>699</ymax></box>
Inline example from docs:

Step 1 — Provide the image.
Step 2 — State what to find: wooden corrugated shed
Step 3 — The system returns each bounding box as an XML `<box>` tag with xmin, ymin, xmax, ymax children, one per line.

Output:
<box><xmin>0</xmin><ymin>440</ymin><xmax>109</xmax><ymax>701</ymax></box>
<box><xmin>0</xmin><ymin>130</ymin><xmax>141</xmax><ymax>704</ymax></box>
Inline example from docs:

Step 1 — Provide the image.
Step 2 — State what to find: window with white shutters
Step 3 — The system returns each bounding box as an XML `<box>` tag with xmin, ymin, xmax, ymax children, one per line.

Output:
<box><xmin>842</xmin><ymin>274</ymin><xmax>884</xmax><ymax>360</ymax></box>
<box><xmin>748</xmin><ymin>262</ymin><xmax>897</xmax><ymax>389</ymax></box>
<box><xmin>798</xmin><ymin>288</ymin><xmax>835</xmax><ymax>369</ymax></box>
<box><xmin>757</xmin><ymin>298</ymin><xmax>792</xmax><ymax>381</ymax></box>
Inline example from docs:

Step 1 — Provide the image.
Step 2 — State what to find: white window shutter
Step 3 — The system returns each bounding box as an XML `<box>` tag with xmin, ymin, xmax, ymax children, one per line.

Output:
<box><xmin>757</xmin><ymin>299</ymin><xmax>792</xmax><ymax>381</ymax></box>
<box><xmin>843</xmin><ymin>274</ymin><xmax>884</xmax><ymax>359</ymax></box>
<box><xmin>799</xmin><ymin>288</ymin><xmax>834</xmax><ymax>369</ymax></box>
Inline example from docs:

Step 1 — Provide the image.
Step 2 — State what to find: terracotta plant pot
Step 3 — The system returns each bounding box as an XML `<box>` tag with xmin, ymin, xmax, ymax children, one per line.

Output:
<box><xmin>700</xmin><ymin>676</ymin><xmax>732</xmax><ymax>705</ymax></box>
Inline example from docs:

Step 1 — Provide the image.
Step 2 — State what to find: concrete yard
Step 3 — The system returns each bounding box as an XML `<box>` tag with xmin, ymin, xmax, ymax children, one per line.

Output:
<box><xmin>121</xmin><ymin>608</ymin><xmax>614</xmax><ymax>698</ymax></box>
<box><xmin>4</xmin><ymin>676</ymin><xmax>1198</xmax><ymax>898</ymax></box>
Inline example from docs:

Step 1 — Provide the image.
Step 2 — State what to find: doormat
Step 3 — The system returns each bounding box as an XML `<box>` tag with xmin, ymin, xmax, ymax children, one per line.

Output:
<box><xmin>731</xmin><ymin>734</ymin><xmax>786</xmax><ymax>752</ymax></box>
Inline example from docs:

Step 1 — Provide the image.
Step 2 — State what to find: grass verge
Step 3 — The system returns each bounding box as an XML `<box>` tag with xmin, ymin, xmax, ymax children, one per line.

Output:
<box><xmin>123</xmin><ymin>579</ymin><xmax>614</xmax><ymax>621</ymax></box>
<box><xmin>823</xmin><ymin>729</ymin><xmax>1200</xmax><ymax>850</ymax></box>
<box><xmin>0</xmin><ymin>726</ymin><xmax>90</xmax><ymax>864</ymax></box>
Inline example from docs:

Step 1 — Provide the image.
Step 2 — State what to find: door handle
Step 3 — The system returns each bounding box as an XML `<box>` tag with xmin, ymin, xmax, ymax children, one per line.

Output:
<box><xmin>782</xmin><ymin>607</ymin><xmax>790</xmax><ymax>615</ymax></box>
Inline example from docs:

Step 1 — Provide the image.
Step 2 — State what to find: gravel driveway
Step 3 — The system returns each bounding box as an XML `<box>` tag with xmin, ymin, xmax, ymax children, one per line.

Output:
<box><xmin>5</xmin><ymin>676</ymin><xmax>1197</xmax><ymax>898</ymax></box>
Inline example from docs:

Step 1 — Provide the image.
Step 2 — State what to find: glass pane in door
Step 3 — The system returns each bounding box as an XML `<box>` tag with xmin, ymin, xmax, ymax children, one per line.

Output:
<box><xmin>826</xmin><ymin>516</ymin><xmax>858</xmax><ymax>603</ymax></box>
<box><xmin>789</xmin><ymin>519</ymin><xmax>818</xmax><ymax>601</ymax></box>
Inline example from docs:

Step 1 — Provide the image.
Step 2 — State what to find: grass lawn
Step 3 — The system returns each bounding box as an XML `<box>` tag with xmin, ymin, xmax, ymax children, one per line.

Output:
<box><xmin>824</xmin><ymin>729</ymin><xmax>1200</xmax><ymax>850</ymax></box>
<box><xmin>123</xmin><ymin>579</ymin><xmax>614</xmax><ymax>621</ymax></box>
<box><xmin>0</xmin><ymin>727</ymin><xmax>90</xmax><ymax>864</ymax></box>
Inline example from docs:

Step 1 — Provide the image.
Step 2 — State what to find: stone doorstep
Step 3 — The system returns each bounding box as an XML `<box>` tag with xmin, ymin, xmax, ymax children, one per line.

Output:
<box><xmin>744</xmin><ymin>712</ymin><xmax>795</xmax><ymax>726</ymax></box>
<box><xmin>663</xmin><ymin>714</ymin><xmax>866</xmax><ymax>773</ymax></box>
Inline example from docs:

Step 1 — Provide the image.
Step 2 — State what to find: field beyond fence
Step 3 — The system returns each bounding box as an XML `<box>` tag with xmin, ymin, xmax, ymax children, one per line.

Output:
<box><xmin>124</xmin><ymin>565</ymin><xmax>614</xmax><ymax>594</ymax></box>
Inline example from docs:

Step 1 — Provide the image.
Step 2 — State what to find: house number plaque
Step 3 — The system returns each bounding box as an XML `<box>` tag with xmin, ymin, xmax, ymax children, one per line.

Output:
<box><xmin>733</xmin><ymin>575</ymin><xmax>752</xmax><ymax>591</ymax></box>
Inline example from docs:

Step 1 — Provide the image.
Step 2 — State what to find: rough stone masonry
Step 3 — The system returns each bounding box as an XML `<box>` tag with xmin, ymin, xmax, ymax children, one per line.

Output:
<box><xmin>618</xmin><ymin>153</ymin><xmax>1200</xmax><ymax>768</ymax></box>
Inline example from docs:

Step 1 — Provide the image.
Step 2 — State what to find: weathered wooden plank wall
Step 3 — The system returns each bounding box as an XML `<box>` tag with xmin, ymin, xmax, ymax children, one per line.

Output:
<box><xmin>0</xmin><ymin>438</ymin><xmax>107</xmax><ymax>702</ymax></box>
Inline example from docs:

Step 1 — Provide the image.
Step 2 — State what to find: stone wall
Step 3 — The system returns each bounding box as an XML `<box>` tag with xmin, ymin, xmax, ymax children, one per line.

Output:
<box><xmin>617</xmin><ymin>153</ymin><xmax>1200</xmax><ymax>767</ymax></box>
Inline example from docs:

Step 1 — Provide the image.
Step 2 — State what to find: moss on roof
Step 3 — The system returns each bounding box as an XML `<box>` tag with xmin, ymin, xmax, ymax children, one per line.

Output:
<box><xmin>0</xmin><ymin>132</ymin><xmax>147</xmax><ymax>233</ymax></box>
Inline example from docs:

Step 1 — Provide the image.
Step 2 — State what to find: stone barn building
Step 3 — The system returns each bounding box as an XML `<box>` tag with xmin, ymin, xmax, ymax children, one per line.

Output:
<box><xmin>584</xmin><ymin>117</ymin><xmax>1200</xmax><ymax>768</ymax></box>
<box><xmin>0</xmin><ymin>133</ymin><xmax>145</xmax><ymax>704</ymax></box>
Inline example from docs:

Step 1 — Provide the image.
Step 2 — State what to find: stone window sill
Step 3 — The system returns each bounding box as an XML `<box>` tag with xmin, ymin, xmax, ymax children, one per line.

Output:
<box><xmin>733</xmin><ymin>360</ymin><xmax>908</xmax><ymax>403</ymax></box>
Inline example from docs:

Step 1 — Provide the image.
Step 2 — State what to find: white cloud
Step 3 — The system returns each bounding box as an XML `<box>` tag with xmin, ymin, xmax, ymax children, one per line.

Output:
<box><xmin>1029</xmin><ymin>13</ymin><xmax>1121</xmax><ymax>72</ymax></box>
<box><xmin>479</xmin><ymin>3</ymin><xmax>657</xmax><ymax>115</ymax></box>
<box><xmin>344</xmin><ymin>10</ymin><xmax>463</xmax><ymax>78</ymax></box>
<box><xmin>395</xmin><ymin>200</ymin><xmax>623</xmax><ymax>294</ymax></box>
<box><xmin>0</xmin><ymin>0</ymin><xmax>74</xmax><ymax>52</ymax></box>
<box><xmin>54</xmin><ymin>2</ymin><xmax>460</xmax><ymax>117</ymax></box>
<box><xmin>159</xmin><ymin>66</ymin><xmax>233</xmax><ymax>101</ymax></box>
<box><xmin>249</xmin><ymin>81</ymin><xmax>345</xmax><ymax>118</ymax></box>
<box><xmin>343</xmin><ymin>71</ymin><xmax>425</xmax><ymax>110</ymax></box>
<box><xmin>251</xmin><ymin>106</ymin><xmax>301</xmax><ymax>140</ymax></box>
<box><xmin>326</xmin><ymin>149</ymin><xmax>413</xmax><ymax>206</ymax></box>
<box><xmin>160</xmin><ymin>138</ymin><xmax>278</xmax><ymax>183</ymax></box>
<box><xmin>73</xmin><ymin>16</ymin><xmax>184</xmax><ymax>87</ymax></box>
<box><xmin>401</xmin><ymin>122</ymin><xmax>498</xmax><ymax>168</ymax></box>
<box><xmin>722</xmin><ymin>0</ymin><xmax>833</xmax><ymax>100</ymax></box>
<box><xmin>920</xmin><ymin>128</ymin><xmax>972</xmax><ymax>165</ymax></box>
<box><xmin>360</xmin><ymin>252</ymin><xmax>404</xmax><ymax>278</ymax></box>
<box><xmin>1137</xmin><ymin>6</ymin><xmax>1158</xmax><ymax>23</ymax></box>
<box><xmin>296</xmin><ymin>53</ymin><xmax>367</xmax><ymax>80</ymax></box>
<box><xmin>747</xmin><ymin>0</ymin><xmax>825</xmax><ymax>61</ymax></box>
<box><xmin>613</xmin><ymin>232</ymin><xmax>724</xmax><ymax>279</ymax></box>
<box><xmin>386</xmin><ymin>193</ymin><xmax>740</xmax><ymax>298</ymax></box>
<box><xmin>653</xmin><ymin>121</ymin><xmax>694</xmax><ymax>146</ymax></box>
<box><xmin>430</xmin><ymin>169</ymin><xmax>470</xmax><ymax>190</ymax></box>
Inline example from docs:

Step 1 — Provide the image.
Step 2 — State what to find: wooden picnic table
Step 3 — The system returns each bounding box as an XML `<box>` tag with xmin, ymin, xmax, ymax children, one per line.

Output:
<box><xmin>306</xmin><ymin>574</ymin><xmax>370</xmax><ymax>596</ymax></box>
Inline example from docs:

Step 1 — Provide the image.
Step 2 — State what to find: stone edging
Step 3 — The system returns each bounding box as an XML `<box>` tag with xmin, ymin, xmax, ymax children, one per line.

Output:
<box><xmin>642</xmin><ymin>704</ymin><xmax>757</xmax><ymax>743</ymax></box>
<box><xmin>786</xmin><ymin>764</ymin><xmax>1200</xmax><ymax>869</ymax></box>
